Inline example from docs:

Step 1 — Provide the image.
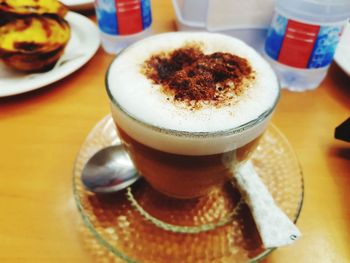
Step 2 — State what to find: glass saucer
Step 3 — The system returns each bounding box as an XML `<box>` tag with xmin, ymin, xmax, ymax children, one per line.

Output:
<box><xmin>73</xmin><ymin>115</ymin><xmax>303</xmax><ymax>263</ymax></box>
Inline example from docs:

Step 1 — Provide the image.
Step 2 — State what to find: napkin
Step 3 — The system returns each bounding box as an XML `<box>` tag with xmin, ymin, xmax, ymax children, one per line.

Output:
<box><xmin>206</xmin><ymin>0</ymin><xmax>275</xmax><ymax>31</ymax></box>
<box><xmin>234</xmin><ymin>161</ymin><xmax>301</xmax><ymax>248</ymax></box>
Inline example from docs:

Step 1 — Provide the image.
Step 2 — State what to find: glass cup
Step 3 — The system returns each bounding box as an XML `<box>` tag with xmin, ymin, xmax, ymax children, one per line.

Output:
<box><xmin>105</xmin><ymin>32</ymin><xmax>280</xmax><ymax>199</ymax></box>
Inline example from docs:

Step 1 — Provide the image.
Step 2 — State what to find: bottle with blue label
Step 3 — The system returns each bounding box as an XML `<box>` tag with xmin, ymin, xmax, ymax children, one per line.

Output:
<box><xmin>264</xmin><ymin>0</ymin><xmax>350</xmax><ymax>91</ymax></box>
<box><xmin>95</xmin><ymin>0</ymin><xmax>152</xmax><ymax>54</ymax></box>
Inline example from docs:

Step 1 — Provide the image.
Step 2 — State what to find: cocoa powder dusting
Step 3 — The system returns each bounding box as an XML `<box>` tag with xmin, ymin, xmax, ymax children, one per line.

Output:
<box><xmin>142</xmin><ymin>44</ymin><xmax>255</xmax><ymax>109</ymax></box>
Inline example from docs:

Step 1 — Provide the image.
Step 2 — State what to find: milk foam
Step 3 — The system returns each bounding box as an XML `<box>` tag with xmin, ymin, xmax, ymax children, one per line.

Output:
<box><xmin>107</xmin><ymin>32</ymin><xmax>279</xmax><ymax>155</ymax></box>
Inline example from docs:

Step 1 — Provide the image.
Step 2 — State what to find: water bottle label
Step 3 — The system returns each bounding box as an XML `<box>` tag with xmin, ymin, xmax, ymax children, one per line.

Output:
<box><xmin>95</xmin><ymin>0</ymin><xmax>152</xmax><ymax>36</ymax></box>
<box><xmin>265</xmin><ymin>13</ymin><xmax>344</xmax><ymax>69</ymax></box>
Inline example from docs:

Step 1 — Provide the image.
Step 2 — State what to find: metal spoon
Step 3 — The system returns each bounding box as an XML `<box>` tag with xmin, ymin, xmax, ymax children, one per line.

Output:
<box><xmin>81</xmin><ymin>145</ymin><xmax>140</xmax><ymax>193</ymax></box>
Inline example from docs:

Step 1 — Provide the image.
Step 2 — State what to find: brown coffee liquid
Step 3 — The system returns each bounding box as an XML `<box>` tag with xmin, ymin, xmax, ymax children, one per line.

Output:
<box><xmin>117</xmin><ymin>126</ymin><xmax>262</xmax><ymax>199</ymax></box>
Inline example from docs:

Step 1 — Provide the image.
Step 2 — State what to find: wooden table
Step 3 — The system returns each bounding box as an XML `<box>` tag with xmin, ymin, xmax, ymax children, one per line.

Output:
<box><xmin>1</xmin><ymin>1</ymin><xmax>349</xmax><ymax>262</ymax></box>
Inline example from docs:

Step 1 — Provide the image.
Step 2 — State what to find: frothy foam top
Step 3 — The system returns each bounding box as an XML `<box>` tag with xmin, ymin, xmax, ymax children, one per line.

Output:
<box><xmin>107</xmin><ymin>32</ymin><xmax>279</xmax><ymax>133</ymax></box>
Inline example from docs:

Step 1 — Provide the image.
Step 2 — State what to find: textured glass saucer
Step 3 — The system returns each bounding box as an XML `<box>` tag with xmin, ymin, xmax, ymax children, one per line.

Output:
<box><xmin>73</xmin><ymin>115</ymin><xmax>303</xmax><ymax>263</ymax></box>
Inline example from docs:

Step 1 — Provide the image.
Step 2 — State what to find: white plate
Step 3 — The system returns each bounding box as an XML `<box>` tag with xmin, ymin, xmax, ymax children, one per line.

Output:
<box><xmin>334</xmin><ymin>23</ymin><xmax>350</xmax><ymax>76</ymax></box>
<box><xmin>60</xmin><ymin>0</ymin><xmax>94</xmax><ymax>11</ymax></box>
<box><xmin>0</xmin><ymin>12</ymin><xmax>100</xmax><ymax>97</ymax></box>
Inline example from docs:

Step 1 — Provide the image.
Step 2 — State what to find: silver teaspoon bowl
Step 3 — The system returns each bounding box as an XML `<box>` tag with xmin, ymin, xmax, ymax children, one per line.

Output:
<box><xmin>81</xmin><ymin>145</ymin><xmax>140</xmax><ymax>193</ymax></box>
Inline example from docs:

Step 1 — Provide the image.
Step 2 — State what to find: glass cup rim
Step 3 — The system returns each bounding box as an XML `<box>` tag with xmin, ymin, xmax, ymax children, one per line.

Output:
<box><xmin>105</xmin><ymin>45</ymin><xmax>281</xmax><ymax>139</ymax></box>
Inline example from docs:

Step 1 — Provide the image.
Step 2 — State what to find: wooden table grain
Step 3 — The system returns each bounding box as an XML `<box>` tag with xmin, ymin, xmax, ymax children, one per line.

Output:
<box><xmin>0</xmin><ymin>1</ymin><xmax>349</xmax><ymax>262</ymax></box>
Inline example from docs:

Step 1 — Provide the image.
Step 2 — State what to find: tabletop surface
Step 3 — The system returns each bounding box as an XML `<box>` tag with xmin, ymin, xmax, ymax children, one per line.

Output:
<box><xmin>0</xmin><ymin>1</ymin><xmax>349</xmax><ymax>262</ymax></box>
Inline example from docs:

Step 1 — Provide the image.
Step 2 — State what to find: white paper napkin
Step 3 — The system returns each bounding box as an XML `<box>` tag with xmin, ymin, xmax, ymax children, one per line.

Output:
<box><xmin>234</xmin><ymin>161</ymin><xmax>301</xmax><ymax>248</ymax></box>
<box><xmin>206</xmin><ymin>0</ymin><xmax>275</xmax><ymax>31</ymax></box>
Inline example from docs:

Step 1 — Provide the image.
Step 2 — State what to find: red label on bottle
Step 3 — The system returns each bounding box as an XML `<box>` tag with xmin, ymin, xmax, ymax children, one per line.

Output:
<box><xmin>278</xmin><ymin>20</ymin><xmax>320</xmax><ymax>68</ymax></box>
<box><xmin>115</xmin><ymin>0</ymin><xmax>143</xmax><ymax>35</ymax></box>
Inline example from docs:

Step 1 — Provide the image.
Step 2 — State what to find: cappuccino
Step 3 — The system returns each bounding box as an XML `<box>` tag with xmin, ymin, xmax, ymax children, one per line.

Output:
<box><xmin>106</xmin><ymin>32</ymin><xmax>279</xmax><ymax>198</ymax></box>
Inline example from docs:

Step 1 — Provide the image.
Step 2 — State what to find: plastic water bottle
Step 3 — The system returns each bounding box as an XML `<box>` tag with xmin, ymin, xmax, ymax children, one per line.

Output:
<box><xmin>264</xmin><ymin>0</ymin><xmax>350</xmax><ymax>91</ymax></box>
<box><xmin>95</xmin><ymin>0</ymin><xmax>152</xmax><ymax>54</ymax></box>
